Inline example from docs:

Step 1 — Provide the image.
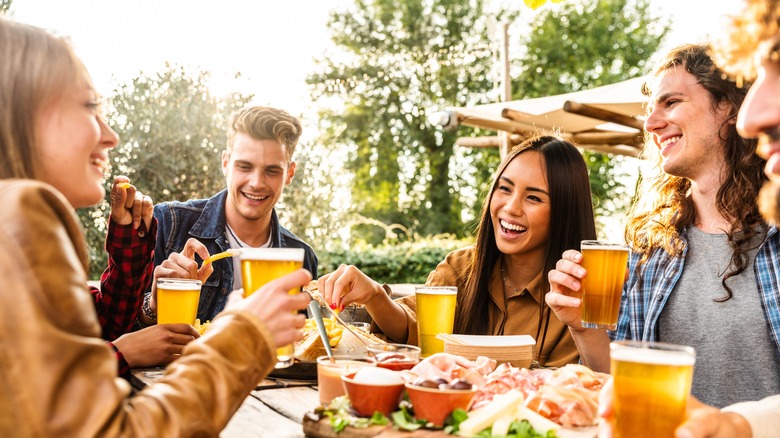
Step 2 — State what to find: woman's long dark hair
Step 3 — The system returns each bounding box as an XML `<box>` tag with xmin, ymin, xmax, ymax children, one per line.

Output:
<box><xmin>454</xmin><ymin>136</ymin><xmax>597</xmax><ymax>337</ymax></box>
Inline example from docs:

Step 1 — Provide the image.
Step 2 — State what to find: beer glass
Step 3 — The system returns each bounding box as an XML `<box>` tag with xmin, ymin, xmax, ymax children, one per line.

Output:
<box><xmin>156</xmin><ymin>278</ymin><xmax>202</xmax><ymax>325</ymax></box>
<box><xmin>240</xmin><ymin>247</ymin><xmax>305</xmax><ymax>368</ymax></box>
<box><xmin>579</xmin><ymin>240</ymin><xmax>629</xmax><ymax>330</ymax></box>
<box><xmin>415</xmin><ymin>286</ymin><xmax>457</xmax><ymax>358</ymax></box>
<box><xmin>611</xmin><ymin>341</ymin><xmax>696</xmax><ymax>438</ymax></box>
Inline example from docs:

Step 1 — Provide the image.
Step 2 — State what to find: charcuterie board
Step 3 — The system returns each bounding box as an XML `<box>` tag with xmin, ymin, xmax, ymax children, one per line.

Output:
<box><xmin>302</xmin><ymin>412</ymin><xmax>596</xmax><ymax>438</ymax></box>
<box><xmin>302</xmin><ymin>413</ymin><xmax>450</xmax><ymax>438</ymax></box>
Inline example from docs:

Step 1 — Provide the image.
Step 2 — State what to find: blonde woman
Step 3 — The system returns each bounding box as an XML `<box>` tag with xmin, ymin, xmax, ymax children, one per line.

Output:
<box><xmin>0</xmin><ymin>16</ymin><xmax>311</xmax><ymax>436</ymax></box>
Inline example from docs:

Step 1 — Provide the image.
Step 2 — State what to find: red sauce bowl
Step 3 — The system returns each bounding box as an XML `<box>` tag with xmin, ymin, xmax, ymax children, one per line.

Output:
<box><xmin>404</xmin><ymin>382</ymin><xmax>476</xmax><ymax>427</ymax></box>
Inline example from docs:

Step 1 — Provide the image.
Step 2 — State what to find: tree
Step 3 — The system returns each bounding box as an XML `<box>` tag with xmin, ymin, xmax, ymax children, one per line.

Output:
<box><xmin>307</xmin><ymin>0</ymin><xmax>498</xmax><ymax>245</ymax></box>
<box><xmin>275</xmin><ymin>135</ymin><xmax>355</xmax><ymax>252</ymax></box>
<box><xmin>513</xmin><ymin>0</ymin><xmax>669</xmax><ymax>229</ymax></box>
<box><xmin>1</xmin><ymin>0</ymin><xmax>11</xmax><ymax>13</ymax></box>
<box><xmin>77</xmin><ymin>65</ymin><xmax>252</xmax><ymax>277</ymax></box>
<box><xmin>307</xmin><ymin>0</ymin><xmax>668</xmax><ymax>246</ymax></box>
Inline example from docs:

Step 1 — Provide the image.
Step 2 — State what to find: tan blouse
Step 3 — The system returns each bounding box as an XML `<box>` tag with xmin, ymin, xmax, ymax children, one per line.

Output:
<box><xmin>391</xmin><ymin>246</ymin><xmax>578</xmax><ymax>367</ymax></box>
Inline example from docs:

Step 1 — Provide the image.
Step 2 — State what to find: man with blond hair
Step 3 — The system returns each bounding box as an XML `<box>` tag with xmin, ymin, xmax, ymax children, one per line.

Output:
<box><xmin>140</xmin><ymin>106</ymin><xmax>318</xmax><ymax>324</ymax></box>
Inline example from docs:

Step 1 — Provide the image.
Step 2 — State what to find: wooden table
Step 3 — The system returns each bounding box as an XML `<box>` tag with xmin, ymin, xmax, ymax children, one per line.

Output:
<box><xmin>131</xmin><ymin>368</ymin><xmax>594</xmax><ymax>438</ymax></box>
<box><xmin>130</xmin><ymin>368</ymin><xmax>440</xmax><ymax>438</ymax></box>
<box><xmin>131</xmin><ymin>367</ymin><xmax>321</xmax><ymax>437</ymax></box>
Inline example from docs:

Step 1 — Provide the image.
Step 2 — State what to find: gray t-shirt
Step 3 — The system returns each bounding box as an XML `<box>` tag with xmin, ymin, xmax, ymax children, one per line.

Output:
<box><xmin>659</xmin><ymin>226</ymin><xmax>780</xmax><ymax>408</ymax></box>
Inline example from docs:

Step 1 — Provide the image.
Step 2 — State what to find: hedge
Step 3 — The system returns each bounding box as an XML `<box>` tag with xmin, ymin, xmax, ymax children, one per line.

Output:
<box><xmin>318</xmin><ymin>235</ymin><xmax>474</xmax><ymax>284</ymax></box>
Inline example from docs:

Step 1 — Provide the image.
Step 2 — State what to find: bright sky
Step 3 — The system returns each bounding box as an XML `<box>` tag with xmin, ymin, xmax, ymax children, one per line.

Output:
<box><xmin>12</xmin><ymin>0</ymin><xmax>342</xmax><ymax>116</ymax></box>
<box><xmin>12</xmin><ymin>0</ymin><xmax>740</xmax><ymax>118</ymax></box>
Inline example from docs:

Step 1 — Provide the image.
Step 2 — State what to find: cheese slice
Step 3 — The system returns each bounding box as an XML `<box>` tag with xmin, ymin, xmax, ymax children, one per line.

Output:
<box><xmin>516</xmin><ymin>405</ymin><xmax>561</xmax><ymax>435</ymax></box>
<box><xmin>458</xmin><ymin>390</ymin><xmax>524</xmax><ymax>436</ymax></box>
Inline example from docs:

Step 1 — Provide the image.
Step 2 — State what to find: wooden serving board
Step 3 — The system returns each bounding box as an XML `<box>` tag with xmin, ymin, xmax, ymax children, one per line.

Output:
<box><xmin>302</xmin><ymin>413</ymin><xmax>597</xmax><ymax>438</ymax></box>
<box><xmin>302</xmin><ymin>414</ymin><xmax>450</xmax><ymax>438</ymax></box>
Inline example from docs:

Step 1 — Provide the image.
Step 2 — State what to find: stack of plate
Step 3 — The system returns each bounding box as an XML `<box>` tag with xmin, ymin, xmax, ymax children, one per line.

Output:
<box><xmin>439</xmin><ymin>334</ymin><xmax>536</xmax><ymax>368</ymax></box>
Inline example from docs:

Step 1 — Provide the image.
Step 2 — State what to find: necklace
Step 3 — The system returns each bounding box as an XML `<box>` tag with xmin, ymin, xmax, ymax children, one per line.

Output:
<box><xmin>501</xmin><ymin>264</ymin><xmax>525</xmax><ymax>296</ymax></box>
<box><xmin>225</xmin><ymin>224</ymin><xmax>246</xmax><ymax>248</ymax></box>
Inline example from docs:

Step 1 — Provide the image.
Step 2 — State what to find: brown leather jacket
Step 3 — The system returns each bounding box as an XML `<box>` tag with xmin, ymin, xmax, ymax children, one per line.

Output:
<box><xmin>0</xmin><ymin>180</ymin><xmax>276</xmax><ymax>437</ymax></box>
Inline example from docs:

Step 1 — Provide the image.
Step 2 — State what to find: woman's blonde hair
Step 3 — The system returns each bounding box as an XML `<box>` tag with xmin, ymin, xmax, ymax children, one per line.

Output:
<box><xmin>0</xmin><ymin>16</ymin><xmax>89</xmax><ymax>179</ymax></box>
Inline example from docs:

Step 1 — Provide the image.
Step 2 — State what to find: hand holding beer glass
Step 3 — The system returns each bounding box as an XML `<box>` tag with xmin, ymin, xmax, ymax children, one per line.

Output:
<box><xmin>610</xmin><ymin>341</ymin><xmax>696</xmax><ymax>438</ymax></box>
<box><xmin>240</xmin><ymin>248</ymin><xmax>305</xmax><ymax>368</ymax></box>
<box><xmin>579</xmin><ymin>240</ymin><xmax>629</xmax><ymax>330</ymax></box>
<box><xmin>415</xmin><ymin>286</ymin><xmax>457</xmax><ymax>358</ymax></box>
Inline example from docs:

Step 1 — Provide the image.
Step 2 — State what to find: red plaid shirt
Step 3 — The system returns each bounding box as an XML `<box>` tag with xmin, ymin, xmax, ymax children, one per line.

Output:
<box><xmin>89</xmin><ymin>219</ymin><xmax>157</xmax><ymax>377</ymax></box>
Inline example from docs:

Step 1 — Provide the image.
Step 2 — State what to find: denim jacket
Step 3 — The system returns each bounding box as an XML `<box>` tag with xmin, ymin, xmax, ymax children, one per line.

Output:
<box><xmin>153</xmin><ymin>189</ymin><xmax>318</xmax><ymax>321</ymax></box>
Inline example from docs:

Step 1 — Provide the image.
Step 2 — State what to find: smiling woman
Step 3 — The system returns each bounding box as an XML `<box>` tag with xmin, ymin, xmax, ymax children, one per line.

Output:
<box><xmin>0</xmin><ymin>16</ymin><xmax>313</xmax><ymax>436</ymax></box>
<box><xmin>316</xmin><ymin>135</ymin><xmax>597</xmax><ymax>368</ymax></box>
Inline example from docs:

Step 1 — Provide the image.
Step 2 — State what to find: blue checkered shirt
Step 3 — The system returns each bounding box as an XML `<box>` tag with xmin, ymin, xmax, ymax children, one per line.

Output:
<box><xmin>610</xmin><ymin>226</ymin><xmax>780</xmax><ymax>357</ymax></box>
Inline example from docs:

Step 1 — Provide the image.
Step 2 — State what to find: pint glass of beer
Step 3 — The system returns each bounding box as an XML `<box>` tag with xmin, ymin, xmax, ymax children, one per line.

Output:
<box><xmin>611</xmin><ymin>341</ymin><xmax>695</xmax><ymax>438</ymax></box>
<box><xmin>156</xmin><ymin>278</ymin><xmax>202</xmax><ymax>325</ymax></box>
<box><xmin>415</xmin><ymin>286</ymin><xmax>457</xmax><ymax>358</ymax></box>
<box><xmin>240</xmin><ymin>247</ymin><xmax>305</xmax><ymax>368</ymax></box>
<box><xmin>580</xmin><ymin>240</ymin><xmax>629</xmax><ymax>330</ymax></box>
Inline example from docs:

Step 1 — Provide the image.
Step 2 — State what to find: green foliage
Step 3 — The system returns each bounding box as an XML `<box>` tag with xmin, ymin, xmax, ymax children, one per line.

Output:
<box><xmin>78</xmin><ymin>65</ymin><xmax>252</xmax><ymax>277</ymax></box>
<box><xmin>516</xmin><ymin>0</ymin><xmax>667</xmax><ymax>95</ymax></box>
<box><xmin>276</xmin><ymin>139</ymin><xmax>357</xmax><ymax>254</ymax></box>
<box><xmin>1</xmin><ymin>0</ymin><xmax>11</xmax><ymax>13</ymax></box>
<box><xmin>514</xmin><ymin>0</ymin><xmax>668</xmax><ymax>232</ymax></box>
<box><xmin>307</xmin><ymin>0</ymin><xmax>497</xmax><ymax>245</ymax></box>
<box><xmin>108</xmin><ymin>64</ymin><xmax>251</xmax><ymax>201</ymax></box>
<box><xmin>319</xmin><ymin>234</ymin><xmax>473</xmax><ymax>283</ymax></box>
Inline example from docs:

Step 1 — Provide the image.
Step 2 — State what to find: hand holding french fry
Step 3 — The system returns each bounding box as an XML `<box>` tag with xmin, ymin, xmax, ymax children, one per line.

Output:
<box><xmin>109</xmin><ymin>175</ymin><xmax>153</xmax><ymax>233</ymax></box>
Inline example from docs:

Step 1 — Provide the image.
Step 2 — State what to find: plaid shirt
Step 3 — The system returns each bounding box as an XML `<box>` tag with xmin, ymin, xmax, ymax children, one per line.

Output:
<box><xmin>610</xmin><ymin>226</ymin><xmax>780</xmax><ymax>357</ymax></box>
<box><xmin>89</xmin><ymin>219</ymin><xmax>157</xmax><ymax>377</ymax></box>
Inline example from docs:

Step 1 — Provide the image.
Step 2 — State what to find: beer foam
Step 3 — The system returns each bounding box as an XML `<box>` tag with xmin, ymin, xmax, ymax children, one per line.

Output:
<box><xmin>240</xmin><ymin>247</ymin><xmax>305</xmax><ymax>261</ymax></box>
<box><xmin>611</xmin><ymin>346</ymin><xmax>695</xmax><ymax>366</ymax></box>
<box><xmin>157</xmin><ymin>278</ymin><xmax>202</xmax><ymax>290</ymax></box>
<box><xmin>415</xmin><ymin>286</ymin><xmax>457</xmax><ymax>295</ymax></box>
<box><xmin>581</xmin><ymin>243</ymin><xmax>629</xmax><ymax>251</ymax></box>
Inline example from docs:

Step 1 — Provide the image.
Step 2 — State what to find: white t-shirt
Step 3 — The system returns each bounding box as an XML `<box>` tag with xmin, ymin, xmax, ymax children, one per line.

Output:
<box><xmin>225</xmin><ymin>224</ymin><xmax>271</xmax><ymax>292</ymax></box>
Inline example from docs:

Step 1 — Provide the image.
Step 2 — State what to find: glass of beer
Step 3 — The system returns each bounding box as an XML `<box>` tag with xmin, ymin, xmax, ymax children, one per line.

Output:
<box><xmin>415</xmin><ymin>286</ymin><xmax>457</xmax><ymax>358</ymax></box>
<box><xmin>240</xmin><ymin>247</ymin><xmax>305</xmax><ymax>368</ymax></box>
<box><xmin>580</xmin><ymin>240</ymin><xmax>629</xmax><ymax>330</ymax></box>
<box><xmin>611</xmin><ymin>341</ymin><xmax>695</xmax><ymax>438</ymax></box>
<box><xmin>156</xmin><ymin>278</ymin><xmax>202</xmax><ymax>325</ymax></box>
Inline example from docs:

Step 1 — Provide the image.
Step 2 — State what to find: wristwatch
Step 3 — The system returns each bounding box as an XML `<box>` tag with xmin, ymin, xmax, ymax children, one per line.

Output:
<box><xmin>141</xmin><ymin>292</ymin><xmax>157</xmax><ymax>322</ymax></box>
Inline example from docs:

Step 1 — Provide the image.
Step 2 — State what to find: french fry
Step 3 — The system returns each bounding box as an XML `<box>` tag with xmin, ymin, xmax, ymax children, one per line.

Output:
<box><xmin>193</xmin><ymin>318</ymin><xmax>211</xmax><ymax>335</ymax></box>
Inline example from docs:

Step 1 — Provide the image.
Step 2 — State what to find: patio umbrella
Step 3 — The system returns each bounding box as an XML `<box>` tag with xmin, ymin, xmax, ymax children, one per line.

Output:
<box><xmin>431</xmin><ymin>76</ymin><xmax>650</xmax><ymax>158</ymax></box>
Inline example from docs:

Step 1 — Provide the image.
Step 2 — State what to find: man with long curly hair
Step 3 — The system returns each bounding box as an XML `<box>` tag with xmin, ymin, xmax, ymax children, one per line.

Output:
<box><xmin>547</xmin><ymin>41</ymin><xmax>780</xmax><ymax>411</ymax></box>
<box><xmin>552</xmin><ymin>3</ymin><xmax>780</xmax><ymax>437</ymax></box>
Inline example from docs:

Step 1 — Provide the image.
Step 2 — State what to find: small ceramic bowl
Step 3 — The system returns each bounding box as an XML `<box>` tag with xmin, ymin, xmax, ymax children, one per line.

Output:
<box><xmin>341</xmin><ymin>371</ymin><xmax>406</xmax><ymax>417</ymax></box>
<box><xmin>404</xmin><ymin>381</ymin><xmax>477</xmax><ymax>427</ymax></box>
<box><xmin>366</xmin><ymin>343</ymin><xmax>421</xmax><ymax>371</ymax></box>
